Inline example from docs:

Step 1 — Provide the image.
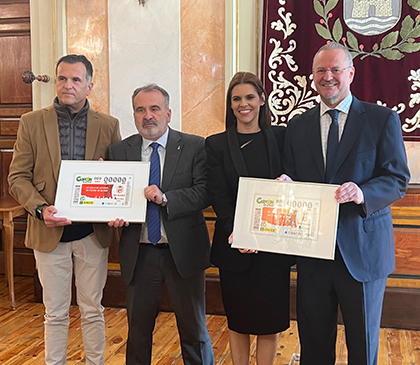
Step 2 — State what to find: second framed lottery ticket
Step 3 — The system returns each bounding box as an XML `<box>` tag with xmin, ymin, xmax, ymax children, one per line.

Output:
<box><xmin>54</xmin><ymin>160</ymin><xmax>149</xmax><ymax>222</ymax></box>
<box><xmin>232</xmin><ymin>177</ymin><xmax>340</xmax><ymax>260</ymax></box>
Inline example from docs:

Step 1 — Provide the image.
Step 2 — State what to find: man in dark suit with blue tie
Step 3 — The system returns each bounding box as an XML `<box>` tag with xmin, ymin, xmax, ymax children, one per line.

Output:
<box><xmin>279</xmin><ymin>43</ymin><xmax>410</xmax><ymax>365</ymax></box>
<box><xmin>108</xmin><ymin>84</ymin><xmax>214</xmax><ymax>365</ymax></box>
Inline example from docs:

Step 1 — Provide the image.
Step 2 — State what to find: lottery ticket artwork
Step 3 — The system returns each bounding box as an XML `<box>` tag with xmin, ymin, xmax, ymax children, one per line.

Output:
<box><xmin>232</xmin><ymin>178</ymin><xmax>340</xmax><ymax>260</ymax></box>
<box><xmin>55</xmin><ymin>160</ymin><xmax>150</xmax><ymax>222</ymax></box>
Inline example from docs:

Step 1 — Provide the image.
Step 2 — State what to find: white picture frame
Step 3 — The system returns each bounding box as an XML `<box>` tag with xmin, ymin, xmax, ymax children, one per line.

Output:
<box><xmin>232</xmin><ymin>177</ymin><xmax>340</xmax><ymax>260</ymax></box>
<box><xmin>54</xmin><ymin>160</ymin><xmax>149</xmax><ymax>222</ymax></box>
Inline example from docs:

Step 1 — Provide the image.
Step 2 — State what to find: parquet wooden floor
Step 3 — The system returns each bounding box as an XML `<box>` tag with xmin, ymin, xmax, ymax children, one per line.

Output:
<box><xmin>0</xmin><ymin>275</ymin><xmax>419</xmax><ymax>364</ymax></box>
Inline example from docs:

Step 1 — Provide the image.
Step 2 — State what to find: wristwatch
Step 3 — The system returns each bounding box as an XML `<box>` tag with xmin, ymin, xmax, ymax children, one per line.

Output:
<box><xmin>35</xmin><ymin>204</ymin><xmax>48</xmax><ymax>220</ymax></box>
<box><xmin>161</xmin><ymin>194</ymin><xmax>168</xmax><ymax>207</ymax></box>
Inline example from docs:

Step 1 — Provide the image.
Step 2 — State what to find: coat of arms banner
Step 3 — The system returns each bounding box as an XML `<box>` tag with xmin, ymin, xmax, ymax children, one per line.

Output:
<box><xmin>261</xmin><ymin>0</ymin><xmax>420</xmax><ymax>141</ymax></box>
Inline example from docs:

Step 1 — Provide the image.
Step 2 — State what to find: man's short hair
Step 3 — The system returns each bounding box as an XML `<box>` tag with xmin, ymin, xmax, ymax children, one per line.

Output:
<box><xmin>56</xmin><ymin>54</ymin><xmax>93</xmax><ymax>83</ymax></box>
<box><xmin>313</xmin><ymin>42</ymin><xmax>354</xmax><ymax>68</ymax></box>
<box><xmin>132</xmin><ymin>84</ymin><xmax>170</xmax><ymax>110</ymax></box>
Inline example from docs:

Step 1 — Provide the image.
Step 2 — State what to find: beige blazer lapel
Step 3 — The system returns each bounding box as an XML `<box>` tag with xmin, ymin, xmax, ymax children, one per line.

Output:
<box><xmin>43</xmin><ymin>106</ymin><xmax>61</xmax><ymax>182</ymax></box>
<box><xmin>85</xmin><ymin>108</ymin><xmax>100</xmax><ymax>160</ymax></box>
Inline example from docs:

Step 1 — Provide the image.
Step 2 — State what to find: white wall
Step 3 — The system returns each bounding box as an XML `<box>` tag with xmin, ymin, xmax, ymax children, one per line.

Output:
<box><xmin>108</xmin><ymin>0</ymin><xmax>181</xmax><ymax>138</ymax></box>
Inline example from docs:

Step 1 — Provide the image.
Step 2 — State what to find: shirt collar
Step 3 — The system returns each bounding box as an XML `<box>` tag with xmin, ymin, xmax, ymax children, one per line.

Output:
<box><xmin>320</xmin><ymin>93</ymin><xmax>353</xmax><ymax>117</ymax></box>
<box><xmin>141</xmin><ymin>128</ymin><xmax>169</xmax><ymax>150</ymax></box>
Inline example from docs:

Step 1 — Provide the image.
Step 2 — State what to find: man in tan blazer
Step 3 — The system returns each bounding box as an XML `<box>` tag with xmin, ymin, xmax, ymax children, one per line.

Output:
<box><xmin>8</xmin><ymin>54</ymin><xmax>121</xmax><ymax>365</ymax></box>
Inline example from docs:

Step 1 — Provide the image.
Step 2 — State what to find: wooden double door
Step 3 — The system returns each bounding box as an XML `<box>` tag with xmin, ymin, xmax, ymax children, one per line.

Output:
<box><xmin>0</xmin><ymin>0</ymin><xmax>35</xmax><ymax>275</ymax></box>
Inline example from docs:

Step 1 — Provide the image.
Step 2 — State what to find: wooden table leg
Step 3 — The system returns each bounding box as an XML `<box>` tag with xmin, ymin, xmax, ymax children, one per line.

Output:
<box><xmin>2</xmin><ymin>211</ymin><xmax>16</xmax><ymax>310</ymax></box>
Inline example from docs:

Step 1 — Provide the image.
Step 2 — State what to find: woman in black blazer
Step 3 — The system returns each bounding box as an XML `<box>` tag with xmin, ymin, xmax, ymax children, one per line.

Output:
<box><xmin>205</xmin><ymin>72</ymin><xmax>294</xmax><ymax>365</ymax></box>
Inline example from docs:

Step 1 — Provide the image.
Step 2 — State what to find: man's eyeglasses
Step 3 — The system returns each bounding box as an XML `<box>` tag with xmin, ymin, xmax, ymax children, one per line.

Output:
<box><xmin>313</xmin><ymin>67</ymin><xmax>351</xmax><ymax>75</ymax></box>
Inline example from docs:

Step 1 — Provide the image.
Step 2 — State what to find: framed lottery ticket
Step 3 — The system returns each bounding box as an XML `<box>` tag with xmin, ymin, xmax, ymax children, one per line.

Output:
<box><xmin>232</xmin><ymin>177</ymin><xmax>340</xmax><ymax>260</ymax></box>
<box><xmin>54</xmin><ymin>160</ymin><xmax>149</xmax><ymax>222</ymax></box>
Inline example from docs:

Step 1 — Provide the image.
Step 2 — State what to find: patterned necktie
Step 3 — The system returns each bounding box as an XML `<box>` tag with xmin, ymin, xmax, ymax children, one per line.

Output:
<box><xmin>325</xmin><ymin>109</ymin><xmax>339</xmax><ymax>182</ymax></box>
<box><xmin>147</xmin><ymin>142</ymin><xmax>161</xmax><ymax>245</ymax></box>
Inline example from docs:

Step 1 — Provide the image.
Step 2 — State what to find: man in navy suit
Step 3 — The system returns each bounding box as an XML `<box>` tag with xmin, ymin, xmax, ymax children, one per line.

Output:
<box><xmin>108</xmin><ymin>84</ymin><xmax>214</xmax><ymax>365</ymax></box>
<box><xmin>280</xmin><ymin>42</ymin><xmax>410</xmax><ymax>365</ymax></box>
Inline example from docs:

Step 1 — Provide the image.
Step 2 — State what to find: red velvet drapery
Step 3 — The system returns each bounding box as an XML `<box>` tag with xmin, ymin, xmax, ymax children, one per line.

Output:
<box><xmin>261</xmin><ymin>0</ymin><xmax>420</xmax><ymax>141</ymax></box>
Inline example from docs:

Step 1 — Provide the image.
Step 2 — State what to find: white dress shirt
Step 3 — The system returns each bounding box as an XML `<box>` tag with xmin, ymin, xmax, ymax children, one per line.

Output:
<box><xmin>319</xmin><ymin>93</ymin><xmax>353</xmax><ymax>169</ymax></box>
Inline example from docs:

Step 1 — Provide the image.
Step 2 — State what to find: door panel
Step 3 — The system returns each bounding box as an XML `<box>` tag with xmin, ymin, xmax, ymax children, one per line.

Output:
<box><xmin>0</xmin><ymin>36</ymin><xmax>32</xmax><ymax>105</ymax></box>
<box><xmin>0</xmin><ymin>0</ymin><xmax>33</xmax><ymax>275</ymax></box>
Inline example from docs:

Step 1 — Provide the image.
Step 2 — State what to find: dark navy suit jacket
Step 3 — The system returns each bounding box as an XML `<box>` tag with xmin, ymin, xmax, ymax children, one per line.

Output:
<box><xmin>283</xmin><ymin>97</ymin><xmax>410</xmax><ymax>282</ymax></box>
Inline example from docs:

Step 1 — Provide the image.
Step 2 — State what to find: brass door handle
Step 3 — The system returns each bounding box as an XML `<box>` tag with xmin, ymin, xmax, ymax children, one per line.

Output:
<box><xmin>21</xmin><ymin>71</ymin><xmax>50</xmax><ymax>83</ymax></box>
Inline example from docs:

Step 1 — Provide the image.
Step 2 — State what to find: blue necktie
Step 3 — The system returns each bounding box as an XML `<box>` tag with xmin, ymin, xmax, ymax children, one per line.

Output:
<box><xmin>325</xmin><ymin>109</ymin><xmax>339</xmax><ymax>182</ymax></box>
<box><xmin>147</xmin><ymin>142</ymin><xmax>161</xmax><ymax>245</ymax></box>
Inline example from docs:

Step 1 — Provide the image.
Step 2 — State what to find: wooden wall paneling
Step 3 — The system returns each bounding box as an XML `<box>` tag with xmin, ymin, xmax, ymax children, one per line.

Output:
<box><xmin>108</xmin><ymin>241</ymin><xmax>120</xmax><ymax>264</ymax></box>
<box><xmin>0</xmin><ymin>148</ymin><xmax>31</xmax><ymax>276</ymax></box>
<box><xmin>0</xmin><ymin>149</ymin><xmax>13</xmax><ymax>197</ymax></box>
<box><xmin>0</xmin><ymin>22</ymin><xmax>29</xmax><ymax>33</ymax></box>
<box><xmin>0</xmin><ymin>108</ymin><xmax>31</xmax><ymax>120</ymax></box>
<box><xmin>394</xmin><ymin>227</ymin><xmax>420</xmax><ymax>276</ymax></box>
<box><xmin>392</xmin><ymin>187</ymin><xmax>420</xmax><ymax>275</ymax></box>
<box><xmin>0</xmin><ymin>251</ymin><xmax>34</xmax><ymax>276</ymax></box>
<box><xmin>1</xmin><ymin>118</ymin><xmax>19</xmax><ymax>136</ymax></box>
<box><xmin>8</xmin><ymin>219</ymin><xmax>25</xmax><ymax>248</ymax></box>
<box><xmin>0</xmin><ymin>2</ymin><xmax>30</xmax><ymax>20</ymax></box>
<box><xmin>393</xmin><ymin>193</ymin><xmax>420</xmax><ymax>207</ymax></box>
<box><xmin>204</xmin><ymin>207</ymin><xmax>216</xmax><ymax>242</ymax></box>
<box><xmin>35</xmin><ymin>265</ymin><xmax>420</xmax><ymax>330</ymax></box>
<box><xmin>382</xmin><ymin>286</ymin><xmax>420</xmax><ymax>330</ymax></box>
<box><xmin>71</xmin><ymin>190</ymin><xmax>420</xmax><ymax>330</ymax></box>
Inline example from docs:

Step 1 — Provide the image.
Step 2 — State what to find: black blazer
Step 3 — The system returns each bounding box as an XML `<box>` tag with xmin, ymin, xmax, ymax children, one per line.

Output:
<box><xmin>205</xmin><ymin>124</ymin><xmax>295</xmax><ymax>272</ymax></box>
<box><xmin>109</xmin><ymin>128</ymin><xmax>211</xmax><ymax>282</ymax></box>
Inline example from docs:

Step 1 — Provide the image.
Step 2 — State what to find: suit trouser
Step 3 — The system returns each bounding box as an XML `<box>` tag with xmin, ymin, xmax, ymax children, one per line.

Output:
<box><xmin>125</xmin><ymin>243</ymin><xmax>214</xmax><ymax>365</ymax></box>
<box><xmin>297</xmin><ymin>249</ymin><xmax>387</xmax><ymax>365</ymax></box>
<box><xmin>34</xmin><ymin>233</ymin><xmax>109</xmax><ymax>365</ymax></box>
